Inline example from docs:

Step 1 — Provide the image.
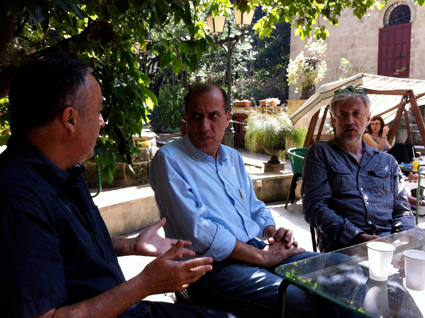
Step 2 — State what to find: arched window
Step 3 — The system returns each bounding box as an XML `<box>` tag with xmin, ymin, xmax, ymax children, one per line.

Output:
<box><xmin>378</xmin><ymin>2</ymin><xmax>411</xmax><ymax>77</ymax></box>
<box><xmin>384</xmin><ymin>2</ymin><xmax>411</xmax><ymax>27</ymax></box>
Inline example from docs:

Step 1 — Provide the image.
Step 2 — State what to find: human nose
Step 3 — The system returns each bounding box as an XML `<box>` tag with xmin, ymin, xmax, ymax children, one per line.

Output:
<box><xmin>346</xmin><ymin>114</ymin><xmax>355</xmax><ymax>124</ymax></box>
<box><xmin>99</xmin><ymin>113</ymin><xmax>105</xmax><ymax>128</ymax></box>
<box><xmin>200</xmin><ymin>117</ymin><xmax>210</xmax><ymax>131</ymax></box>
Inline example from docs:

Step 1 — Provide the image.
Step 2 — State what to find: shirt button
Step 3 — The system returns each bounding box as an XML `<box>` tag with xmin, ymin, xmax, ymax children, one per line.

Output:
<box><xmin>360</xmin><ymin>188</ymin><xmax>363</xmax><ymax>191</ymax></box>
<box><xmin>368</xmin><ymin>221</ymin><xmax>372</xmax><ymax>225</ymax></box>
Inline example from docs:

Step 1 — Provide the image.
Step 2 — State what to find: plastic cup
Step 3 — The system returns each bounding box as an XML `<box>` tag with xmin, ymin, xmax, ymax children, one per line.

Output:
<box><xmin>367</xmin><ymin>242</ymin><xmax>396</xmax><ymax>281</ymax></box>
<box><xmin>412</xmin><ymin>158</ymin><xmax>419</xmax><ymax>172</ymax></box>
<box><xmin>403</xmin><ymin>250</ymin><xmax>425</xmax><ymax>291</ymax></box>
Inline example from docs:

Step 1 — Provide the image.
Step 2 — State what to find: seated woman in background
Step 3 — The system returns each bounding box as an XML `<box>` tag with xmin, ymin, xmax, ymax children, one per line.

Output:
<box><xmin>363</xmin><ymin>115</ymin><xmax>423</xmax><ymax>210</ymax></box>
<box><xmin>363</xmin><ymin>115</ymin><xmax>418</xmax><ymax>179</ymax></box>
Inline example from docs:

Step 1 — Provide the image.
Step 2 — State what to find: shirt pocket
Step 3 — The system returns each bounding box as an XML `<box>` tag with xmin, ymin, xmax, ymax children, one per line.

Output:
<box><xmin>368</xmin><ymin>168</ymin><xmax>391</xmax><ymax>197</ymax></box>
<box><xmin>329</xmin><ymin>164</ymin><xmax>352</xmax><ymax>193</ymax></box>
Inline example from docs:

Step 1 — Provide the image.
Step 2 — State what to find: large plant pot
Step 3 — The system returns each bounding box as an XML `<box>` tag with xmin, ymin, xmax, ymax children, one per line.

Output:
<box><xmin>396</xmin><ymin>127</ymin><xmax>408</xmax><ymax>144</ymax></box>
<box><xmin>234</xmin><ymin>101</ymin><xmax>251</xmax><ymax>107</ymax></box>
<box><xmin>300</xmin><ymin>85</ymin><xmax>315</xmax><ymax>99</ymax></box>
<box><xmin>264</xmin><ymin>143</ymin><xmax>285</xmax><ymax>164</ymax></box>
<box><xmin>259</xmin><ymin>99</ymin><xmax>279</xmax><ymax>107</ymax></box>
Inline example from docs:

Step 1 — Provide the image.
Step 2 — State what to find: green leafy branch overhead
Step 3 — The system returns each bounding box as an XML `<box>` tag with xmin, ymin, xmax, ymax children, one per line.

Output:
<box><xmin>1</xmin><ymin>0</ymin><xmax>425</xmax><ymax>183</ymax></box>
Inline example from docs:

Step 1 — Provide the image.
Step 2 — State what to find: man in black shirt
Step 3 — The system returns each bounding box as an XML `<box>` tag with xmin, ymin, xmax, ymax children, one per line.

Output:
<box><xmin>0</xmin><ymin>51</ymin><xmax>235</xmax><ymax>318</ymax></box>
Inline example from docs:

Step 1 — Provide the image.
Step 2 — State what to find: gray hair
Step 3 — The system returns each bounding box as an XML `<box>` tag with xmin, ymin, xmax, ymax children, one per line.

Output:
<box><xmin>330</xmin><ymin>88</ymin><xmax>371</xmax><ymax>116</ymax></box>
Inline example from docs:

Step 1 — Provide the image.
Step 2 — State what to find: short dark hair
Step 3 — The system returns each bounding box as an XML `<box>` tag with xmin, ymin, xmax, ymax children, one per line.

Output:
<box><xmin>184</xmin><ymin>82</ymin><xmax>229</xmax><ymax>114</ymax></box>
<box><xmin>9</xmin><ymin>51</ymin><xmax>93</xmax><ymax>134</ymax></box>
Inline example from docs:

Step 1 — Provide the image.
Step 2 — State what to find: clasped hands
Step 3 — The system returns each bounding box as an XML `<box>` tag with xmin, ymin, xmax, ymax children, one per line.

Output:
<box><xmin>261</xmin><ymin>225</ymin><xmax>306</xmax><ymax>267</ymax></box>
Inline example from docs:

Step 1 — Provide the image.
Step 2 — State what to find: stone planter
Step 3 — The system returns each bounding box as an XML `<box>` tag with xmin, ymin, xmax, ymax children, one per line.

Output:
<box><xmin>396</xmin><ymin>127</ymin><xmax>408</xmax><ymax>144</ymax></box>
<box><xmin>264</xmin><ymin>143</ymin><xmax>286</xmax><ymax>164</ymax></box>
<box><xmin>300</xmin><ymin>85</ymin><xmax>315</xmax><ymax>99</ymax></box>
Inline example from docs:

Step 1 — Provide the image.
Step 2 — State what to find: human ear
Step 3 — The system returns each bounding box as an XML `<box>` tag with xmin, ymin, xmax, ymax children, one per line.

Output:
<box><xmin>62</xmin><ymin>107</ymin><xmax>78</xmax><ymax>132</ymax></box>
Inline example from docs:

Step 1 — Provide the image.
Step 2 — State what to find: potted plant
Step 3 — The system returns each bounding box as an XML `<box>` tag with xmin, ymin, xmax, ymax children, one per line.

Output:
<box><xmin>287</xmin><ymin>38</ymin><xmax>327</xmax><ymax>99</ymax></box>
<box><xmin>234</xmin><ymin>100</ymin><xmax>251</xmax><ymax>107</ymax></box>
<box><xmin>259</xmin><ymin>98</ymin><xmax>281</xmax><ymax>107</ymax></box>
<box><xmin>245</xmin><ymin>110</ymin><xmax>296</xmax><ymax>164</ymax></box>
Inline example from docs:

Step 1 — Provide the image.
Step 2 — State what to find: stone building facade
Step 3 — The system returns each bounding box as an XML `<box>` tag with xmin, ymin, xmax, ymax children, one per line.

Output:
<box><xmin>289</xmin><ymin>0</ymin><xmax>425</xmax><ymax>100</ymax></box>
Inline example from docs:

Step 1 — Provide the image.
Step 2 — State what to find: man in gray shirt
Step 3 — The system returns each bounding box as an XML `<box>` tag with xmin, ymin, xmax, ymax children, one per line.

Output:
<box><xmin>302</xmin><ymin>87</ymin><xmax>416</xmax><ymax>252</ymax></box>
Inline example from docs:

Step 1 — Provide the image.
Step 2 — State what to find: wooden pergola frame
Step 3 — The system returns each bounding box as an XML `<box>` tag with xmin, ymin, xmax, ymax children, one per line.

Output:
<box><xmin>303</xmin><ymin>89</ymin><xmax>425</xmax><ymax>147</ymax></box>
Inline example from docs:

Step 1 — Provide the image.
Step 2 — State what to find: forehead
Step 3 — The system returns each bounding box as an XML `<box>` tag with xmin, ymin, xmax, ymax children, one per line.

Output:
<box><xmin>87</xmin><ymin>74</ymin><xmax>103</xmax><ymax>107</ymax></box>
<box><xmin>187</xmin><ymin>88</ymin><xmax>226</xmax><ymax>113</ymax></box>
<box><xmin>335</xmin><ymin>97</ymin><xmax>367</xmax><ymax>112</ymax></box>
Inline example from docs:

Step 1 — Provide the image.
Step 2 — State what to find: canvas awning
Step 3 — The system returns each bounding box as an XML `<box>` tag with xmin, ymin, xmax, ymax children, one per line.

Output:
<box><xmin>289</xmin><ymin>73</ymin><xmax>425</xmax><ymax>147</ymax></box>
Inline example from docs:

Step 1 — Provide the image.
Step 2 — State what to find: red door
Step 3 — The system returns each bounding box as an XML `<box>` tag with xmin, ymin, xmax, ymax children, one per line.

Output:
<box><xmin>378</xmin><ymin>23</ymin><xmax>411</xmax><ymax>78</ymax></box>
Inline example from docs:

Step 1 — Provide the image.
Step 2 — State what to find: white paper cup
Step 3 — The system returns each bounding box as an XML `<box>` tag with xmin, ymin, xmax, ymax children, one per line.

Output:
<box><xmin>403</xmin><ymin>250</ymin><xmax>425</xmax><ymax>291</ymax></box>
<box><xmin>367</xmin><ymin>242</ymin><xmax>395</xmax><ymax>281</ymax></box>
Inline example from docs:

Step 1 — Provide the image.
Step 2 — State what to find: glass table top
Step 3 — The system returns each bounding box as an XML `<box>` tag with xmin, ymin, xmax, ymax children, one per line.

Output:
<box><xmin>275</xmin><ymin>228</ymin><xmax>425</xmax><ymax>318</ymax></box>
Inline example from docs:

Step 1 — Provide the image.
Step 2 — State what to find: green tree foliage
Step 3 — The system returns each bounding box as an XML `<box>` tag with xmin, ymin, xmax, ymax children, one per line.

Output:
<box><xmin>0</xmin><ymin>0</ymin><xmax>207</xmax><ymax>182</ymax></box>
<box><xmin>150</xmin><ymin>85</ymin><xmax>186</xmax><ymax>132</ymax></box>
<box><xmin>2</xmin><ymin>0</ymin><xmax>425</xmax><ymax>182</ymax></box>
<box><xmin>248</xmin><ymin>22</ymin><xmax>291</xmax><ymax>103</ymax></box>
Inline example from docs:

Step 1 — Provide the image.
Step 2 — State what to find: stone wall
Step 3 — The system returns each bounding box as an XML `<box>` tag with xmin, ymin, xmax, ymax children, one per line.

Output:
<box><xmin>289</xmin><ymin>0</ymin><xmax>425</xmax><ymax>100</ymax></box>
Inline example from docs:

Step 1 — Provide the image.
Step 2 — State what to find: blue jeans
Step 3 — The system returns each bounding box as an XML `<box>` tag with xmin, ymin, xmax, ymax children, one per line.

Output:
<box><xmin>120</xmin><ymin>301</ymin><xmax>238</xmax><ymax>318</ymax></box>
<box><xmin>187</xmin><ymin>239</ymin><xmax>363</xmax><ymax>318</ymax></box>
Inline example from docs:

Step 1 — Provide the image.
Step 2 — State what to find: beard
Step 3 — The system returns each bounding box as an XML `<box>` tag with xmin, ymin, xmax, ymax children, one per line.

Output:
<box><xmin>337</xmin><ymin>127</ymin><xmax>362</xmax><ymax>145</ymax></box>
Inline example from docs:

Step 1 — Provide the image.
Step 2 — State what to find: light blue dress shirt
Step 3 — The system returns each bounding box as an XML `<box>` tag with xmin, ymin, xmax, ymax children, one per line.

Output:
<box><xmin>149</xmin><ymin>134</ymin><xmax>276</xmax><ymax>261</ymax></box>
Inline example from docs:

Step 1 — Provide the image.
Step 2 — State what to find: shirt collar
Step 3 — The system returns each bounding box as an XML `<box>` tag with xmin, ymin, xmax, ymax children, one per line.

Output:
<box><xmin>329</xmin><ymin>137</ymin><xmax>378</xmax><ymax>157</ymax></box>
<box><xmin>182</xmin><ymin>134</ymin><xmax>229</xmax><ymax>163</ymax></box>
<box><xmin>6</xmin><ymin>134</ymin><xmax>84</xmax><ymax>195</ymax></box>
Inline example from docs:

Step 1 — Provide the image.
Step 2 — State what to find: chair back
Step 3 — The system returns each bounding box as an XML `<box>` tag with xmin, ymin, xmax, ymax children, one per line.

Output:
<box><xmin>287</xmin><ymin>147</ymin><xmax>317</xmax><ymax>251</ymax></box>
<box><xmin>287</xmin><ymin>147</ymin><xmax>309</xmax><ymax>175</ymax></box>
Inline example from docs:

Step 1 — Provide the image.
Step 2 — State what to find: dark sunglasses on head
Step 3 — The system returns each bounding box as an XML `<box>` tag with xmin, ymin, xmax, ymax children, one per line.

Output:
<box><xmin>334</xmin><ymin>86</ymin><xmax>366</xmax><ymax>95</ymax></box>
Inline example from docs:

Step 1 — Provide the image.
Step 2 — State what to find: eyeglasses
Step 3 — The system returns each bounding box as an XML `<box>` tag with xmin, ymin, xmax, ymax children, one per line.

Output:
<box><xmin>334</xmin><ymin>86</ymin><xmax>366</xmax><ymax>95</ymax></box>
<box><xmin>370</xmin><ymin>123</ymin><xmax>381</xmax><ymax>126</ymax></box>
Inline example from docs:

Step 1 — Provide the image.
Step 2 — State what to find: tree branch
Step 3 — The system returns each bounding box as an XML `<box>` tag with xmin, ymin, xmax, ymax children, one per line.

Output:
<box><xmin>0</xmin><ymin>20</ymin><xmax>118</xmax><ymax>100</ymax></box>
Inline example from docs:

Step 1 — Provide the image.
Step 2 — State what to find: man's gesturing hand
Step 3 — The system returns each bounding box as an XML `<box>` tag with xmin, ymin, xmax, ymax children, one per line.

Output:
<box><xmin>138</xmin><ymin>240</ymin><xmax>213</xmax><ymax>295</ymax></box>
<box><xmin>134</xmin><ymin>218</ymin><xmax>195</xmax><ymax>258</ymax></box>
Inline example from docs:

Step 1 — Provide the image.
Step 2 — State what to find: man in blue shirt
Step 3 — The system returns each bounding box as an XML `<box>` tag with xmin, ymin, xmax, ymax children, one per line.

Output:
<box><xmin>150</xmin><ymin>82</ymin><xmax>361</xmax><ymax>318</ymax></box>
<box><xmin>0</xmin><ymin>52</ymin><xmax>236</xmax><ymax>318</ymax></box>
<box><xmin>302</xmin><ymin>87</ymin><xmax>416</xmax><ymax>252</ymax></box>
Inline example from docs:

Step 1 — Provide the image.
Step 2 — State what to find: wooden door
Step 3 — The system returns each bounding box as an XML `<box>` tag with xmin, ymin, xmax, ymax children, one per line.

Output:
<box><xmin>378</xmin><ymin>23</ymin><xmax>411</xmax><ymax>78</ymax></box>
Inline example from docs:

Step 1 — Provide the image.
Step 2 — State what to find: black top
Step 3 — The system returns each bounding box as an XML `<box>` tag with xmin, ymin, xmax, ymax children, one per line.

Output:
<box><xmin>0</xmin><ymin>135</ymin><xmax>125</xmax><ymax>317</ymax></box>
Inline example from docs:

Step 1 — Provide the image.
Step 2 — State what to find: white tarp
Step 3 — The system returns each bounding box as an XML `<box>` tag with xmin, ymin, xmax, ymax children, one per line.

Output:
<box><xmin>290</xmin><ymin>73</ymin><xmax>425</xmax><ymax>129</ymax></box>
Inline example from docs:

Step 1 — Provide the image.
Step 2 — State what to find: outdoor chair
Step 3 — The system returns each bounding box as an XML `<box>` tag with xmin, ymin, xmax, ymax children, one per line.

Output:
<box><xmin>285</xmin><ymin>147</ymin><xmax>309</xmax><ymax>208</ymax></box>
<box><xmin>415</xmin><ymin>164</ymin><xmax>425</xmax><ymax>225</ymax></box>
<box><xmin>284</xmin><ymin>147</ymin><xmax>317</xmax><ymax>252</ymax></box>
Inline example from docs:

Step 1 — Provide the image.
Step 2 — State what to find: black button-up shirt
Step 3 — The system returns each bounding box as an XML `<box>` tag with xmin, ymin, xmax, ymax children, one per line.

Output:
<box><xmin>302</xmin><ymin>138</ymin><xmax>416</xmax><ymax>252</ymax></box>
<box><xmin>0</xmin><ymin>135</ymin><xmax>125</xmax><ymax>317</ymax></box>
